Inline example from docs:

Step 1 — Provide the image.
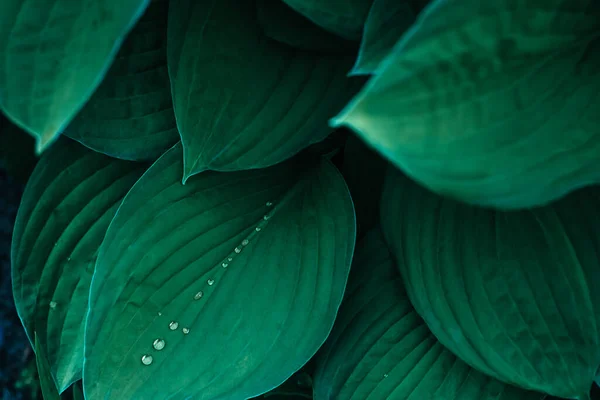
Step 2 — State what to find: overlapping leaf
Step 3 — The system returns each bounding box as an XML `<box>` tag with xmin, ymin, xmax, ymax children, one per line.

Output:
<box><xmin>314</xmin><ymin>228</ymin><xmax>544</xmax><ymax>400</ymax></box>
<box><xmin>381</xmin><ymin>167</ymin><xmax>600</xmax><ymax>399</ymax></box>
<box><xmin>0</xmin><ymin>0</ymin><xmax>150</xmax><ymax>153</ymax></box>
<box><xmin>84</xmin><ymin>144</ymin><xmax>356</xmax><ymax>399</ymax></box>
<box><xmin>64</xmin><ymin>0</ymin><xmax>179</xmax><ymax>161</ymax></box>
<box><xmin>11</xmin><ymin>138</ymin><xmax>146</xmax><ymax>392</ymax></box>
<box><xmin>282</xmin><ymin>0</ymin><xmax>373</xmax><ymax>40</ymax></box>
<box><xmin>167</xmin><ymin>0</ymin><xmax>362</xmax><ymax>182</ymax></box>
<box><xmin>333</xmin><ymin>0</ymin><xmax>600</xmax><ymax>209</ymax></box>
<box><xmin>35</xmin><ymin>333</ymin><xmax>61</xmax><ymax>400</ymax></box>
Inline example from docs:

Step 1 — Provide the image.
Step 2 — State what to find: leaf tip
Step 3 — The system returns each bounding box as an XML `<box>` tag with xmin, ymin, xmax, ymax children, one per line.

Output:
<box><xmin>35</xmin><ymin>130</ymin><xmax>59</xmax><ymax>155</ymax></box>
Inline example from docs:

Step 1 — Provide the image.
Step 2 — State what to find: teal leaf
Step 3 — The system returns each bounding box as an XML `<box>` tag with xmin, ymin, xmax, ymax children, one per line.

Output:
<box><xmin>35</xmin><ymin>333</ymin><xmax>62</xmax><ymax>400</ymax></box>
<box><xmin>11</xmin><ymin>137</ymin><xmax>146</xmax><ymax>392</ymax></box>
<box><xmin>167</xmin><ymin>0</ymin><xmax>361</xmax><ymax>183</ymax></box>
<box><xmin>0</xmin><ymin>0</ymin><xmax>151</xmax><ymax>154</ymax></box>
<box><xmin>282</xmin><ymin>0</ymin><xmax>373</xmax><ymax>40</ymax></box>
<box><xmin>256</xmin><ymin>0</ymin><xmax>356</xmax><ymax>53</ymax></box>
<box><xmin>380</xmin><ymin>167</ymin><xmax>600</xmax><ymax>399</ymax></box>
<box><xmin>314</xmin><ymin>228</ymin><xmax>545</xmax><ymax>400</ymax></box>
<box><xmin>333</xmin><ymin>0</ymin><xmax>600</xmax><ymax>209</ymax></box>
<box><xmin>64</xmin><ymin>0</ymin><xmax>179</xmax><ymax>161</ymax></box>
<box><xmin>83</xmin><ymin>144</ymin><xmax>356</xmax><ymax>399</ymax></box>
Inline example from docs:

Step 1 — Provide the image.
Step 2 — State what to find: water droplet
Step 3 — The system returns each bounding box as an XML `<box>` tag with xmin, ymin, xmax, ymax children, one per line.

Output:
<box><xmin>49</xmin><ymin>301</ymin><xmax>57</xmax><ymax>309</ymax></box>
<box><xmin>242</xmin><ymin>239</ymin><xmax>249</xmax><ymax>246</ymax></box>
<box><xmin>266</xmin><ymin>201</ymin><xmax>273</xmax><ymax>207</ymax></box>
<box><xmin>158</xmin><ymin>312</ymin><xmax>162</xmax><ymax>316</ymax></box>
<box><xmin>263</xmin><ymin>215</ymin><xmax>270</xmax><ymax>221</ymax></box>
<box><xmin>207</xmin><ymin>279</ymin><xmax>215</xmax><ymax>286</ymax></box>
<box><xmin>255</xmin><ymin>227</ymin><xmax>261</xmax><ymax>232</ymax></box>
<box><xmin>194</xmin><ymin>291</ymin><xmax>203</xmax><ymax>300</ymax></box>
<box><xmin>182</xmin><ymin>328</ymin><xmax>190</xmax><ymax>335</ymax></box>
<box><xmin>67</xmin><ymin>257</ymin><xmax>71</xmax><ymax>262</ymax></box>
<box><xmin>234</xmin><ymin>247</ymin><xmax>241</xmax><ymax>254</ymax></box>
<box><xmin>383</xmin><ymin>373</ymin><xmax>389</xmax><ymax>378</ymax></box>
<box><xmin>222</xmin><ymin>262</ymin><xmax>228</xmax><ymax>268</ymax></box>
<box><xmin>169</xmin><ymin>321</ymin><xmax>179</xmax><ymax>330</ymax></box>
<box><xmin>228</xmin><ymin>257</ymin><xmax>233</xmax><ymax>261</ymax></box>
<box><xmin>141</xmin><ymin>355</ymin><xmax>153</xmax><ymax>365</ymax></box>
<box><xmin>153</xmin><ymin>339</ymin><xmax>165</xmax><ymax>351</ymax></box>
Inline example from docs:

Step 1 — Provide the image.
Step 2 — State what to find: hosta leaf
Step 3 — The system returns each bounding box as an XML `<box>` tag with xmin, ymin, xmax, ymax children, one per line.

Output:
<box><xmin>314</xmin><ymin>228</ymin><xmax>544</xmax><ymax>400</ymax></box>
<box><xmin>11</xmin><ymin>138</ymin><xmax>146</xmax><ymax>392</ymax></box>
<box><xmin>333</xmin><ymin>0</ymin><xmax>600</xmax><ymax>209</ymax></box>
<box><xmin>381</xmin><ymin>167</ymin><xmax>600</xmax><ymax>399</ymax></box>
<box><xmin>351</xmin><ymin>0</ymin><xmax>417</xmax><ymax>75</ymax></box>
<box><xmin>282</xmin><ymin>0</ymin><xmax>373</xmax><ymax>40</ymax></box>
<box><xmin>0</xmin><ymin>0</ymin><xmax>151</xmax><ymax>153</ymax></box>
<box><xmin>35</xmin><ymin>333</ymin><xmax>61</xmax><ymax>400</ymax></box>
<box><xmin>72</xmin><ymin>382</ymin><xmax>84</xmax><ymax>400</ymax></box>
<box><xmin>64</xmin><ymin>0</ymin><xmax>178</xmax><ymax>161</ymax></box>
<box><xmin>84</xmin><ymin>144</ymin><xmax>356</xmax><ymax>399</ymax></box>
<box><xmin>167</xmin><ymin>0</ymin><xmax>361</xmax><ymax>183</ymax></box>
<box><xmin>256</xmin><ymin>0</ymin><xmax>356</xmax><ymax>53</ymax></box>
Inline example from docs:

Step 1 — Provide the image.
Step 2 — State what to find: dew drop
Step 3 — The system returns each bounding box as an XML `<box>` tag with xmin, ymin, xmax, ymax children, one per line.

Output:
<box><xmin>266</xmin><ymin>201</ymin><xmax>273</xmax><ymax>207</ymax></box>
<box><xmin>49</xmin><ymin>301</ymin><xmax>57</xmax><ymax>309</ymax></box>
<box><xmin>194</xmin><ymin>291</ymin><xmax>204</xmax><ymax>300</ymax></box>
<box><xmin>67</xmin><ymin>257</ymin><xmax>71</xmax><ymax>262</ymax></box>
<box><xmin>383</xmin><ymin>373</ymin><xmax>389</xmax><ymax>378</ymax></box>
<box><xmin>169</xmin><ymin>321</ymin><xmax>179</xmax><ymax>330</ymax></box>
<box><xmin>255</xmin><ymin>227</ymin><xmax>261</xmax><ymax>232</ymax></box>
<box><xmin>242</xmin><ymin>239</ymin><xmax>249</xmax><ymax>246</ymax></box>
<box><xmin>228</xmin><ymin>257</ymin><xmax>233</xmax><ymax>262</ymax></box>
<box><xmin>182</xmin><ymin>328</ymin><xmax>190</xmax><ymax>335</ymax></box>
<box><xmin>222</xmin><ymin>262</ymin><xmax>228</xmax><ymax>268</ymax></box>
<box><xmin>207</xmin><ymin>279</ymin><xmax>215</xmax><ymax>286</ymax></box>
<box><xmin>158</xmin><ymin>312</ymin><xmax>162</xmax><ymax>316</ymax></box>
<box><xmin>263</xmin><ymin>215</ymin><xmax>270</xmax><ymax>221</ymax></box>
<box><xmin>141</xmin><ymin>355</ymin><xmax>153</xmax><ymax>365</ymax></box>
<box><xmin>153</xmin><ymin>339</ymin><xmax>165</xmax><ymax>351</ymax></box>
<box><xmin>234</xmin><ymin>247</ymin><xmax>242</xmax><ymax>254</ymax></box>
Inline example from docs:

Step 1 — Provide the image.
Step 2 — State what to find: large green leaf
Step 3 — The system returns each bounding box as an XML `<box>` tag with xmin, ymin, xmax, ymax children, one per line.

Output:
<box><xmin>11</xmin><ymin>138</ymin><xmax>146</xmax><ymax>393</ymax></box>
<box><xmin>256</xmin><ymin>0</ymin><xmax>356</xmax><ymax>53</ymax></box>
<box><xmin>282</xmin><ymin>0</ymin><xmax>373</xmax><ymax>40</ymax></box>
<box><xmin>35</xmin><ymin>333</ymin><xmax>61</xmax><ymax>400</ymax></box>
<box><xmin>0</xmin><ymin>0</ymin><xmax>150</xmax><ymax>153</ymax></box>
<box><xmin>64</xmin><ymin>0</ymin><xmax>178</xmax><ymax>161</ymax></box>
<box><xmin>381</xmin><ymin>167</ymin><xmax>600</xmax><ymax>399</ymax></box>
<box><xmin>314</xmin><ymin>228</ymin><xmax>544</xmax><ymax>400</ymax></box>
<box><xmin>333</xmin><ymin>0</ymin><xmax>600</xmax><ymax>209</ymax></box>
<box><xmin>167</xmin><ymin>0</ymin><xmax>361</xmax><ymax>183</ymax></box>
<box><xmin>83</xmin><ymin>144</ymin><xmax>356</xmax><ymax>399</ymax></box>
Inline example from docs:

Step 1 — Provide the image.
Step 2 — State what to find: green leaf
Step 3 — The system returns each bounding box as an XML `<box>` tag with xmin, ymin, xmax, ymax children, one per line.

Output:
<box><xmin>72</xmin><ymin>382</ymin><xmax>84</xmax><ymax>400</ymax></box>
<box><xmin>314</xmin><ymin>228</ymin><xmax>544</xmax><ymax>400</ymax></box>
<box><xmin>167</xmin><ymin>0</ymin><xmax>362</xmax><ymax>183</ymax></box>
<box><xmin>333</xmin><ymin>0</ymin><xmax>600</xmax><ymax>209</ymax></box>
<box><xmin>11</xmin><ymin>137</ymin><xmax>146</xmax><ymax>392</ymax></box>
<box><xmin>83</xmin><ymin>143</ymin><xmax>356</xmax><ymax>399</ymax></box>
<box><xmin>351</xmin><ymin>0</ymin><xmax>417</xmax><ymax>75</ymax></box>
<box><xmin>282</xmin><ymin>0</ymin><xmax>373</xmax><ymax>40</ymax></box>
<box><xmin>380</xmin><ymin>167</ymin><xmax>600</xmax><ymax>399</ymax></box>
<box><xmin>64</xmin><ymin>0</ymin><xmax>179</xmax><ymax>161</ymax></box>
<box><xmin>0</xmin><ymin>0</ymin><xmax>151</xmax><ymax>154</ymax></box>
<box><xmin>35</xmin><ymin>333</ymin><xmax>61</xmax><ymax>400</ymax></box>
<box><xmin>256</xmin><ymin>0</ymin><xmax>356</xmax><ymax>53</ymax></box>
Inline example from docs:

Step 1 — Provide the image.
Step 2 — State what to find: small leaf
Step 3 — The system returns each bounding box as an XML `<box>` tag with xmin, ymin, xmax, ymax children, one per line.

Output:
<box><xmin>84</xmin><ymin>143</ymin><xmax>356</xmax><ymax>399</ymax></box>
<box><xmin>381</xmin><ymin>167</ymin><xmax>600</xmax><ymax>398</ymax></box>
<box><xmin>282</xmin><ymin>0</ymin><xmax>373</xmax><ymax>40</ymax></box>
<box><xmin>256</xmin><ymin>0</ymin><xmax>356</xmax><ymax>53</ymax></box>
<box><xmin>11</xmin><ymin>137</ymin><xmax>146</xmax><ymax>392</ymax></box>
<box><xmin>333</xmin><ymin>0</ymin><xmax>600</xmax><ymax>209</ymax></box>
<box><xmin>314</xmin><ymin>228</ymin><xmax>544</xmax><ymax>400</ymax></box>
<box><xmin>0</xmin><ymin>0</ymin><xmax>151</xmax><ymax>153</ymax></box>
<box><xmin>35</xmin><ymin>333</ymin><xmax>61</xmax><ymax>400</ymax></box>
<box><xmin>64</xmin><ymin>0</ymin><xmax>179</xmax><ymax>161</ymax></box>
<box><xmin>167</xmin><ymin>0</ymin><xmax>362</xmax><ymax>182</ymax></box>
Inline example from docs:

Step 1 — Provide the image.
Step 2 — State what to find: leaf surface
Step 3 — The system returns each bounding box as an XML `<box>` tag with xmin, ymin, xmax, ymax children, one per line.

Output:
<box><xmin>84</xmin><ymin>144</ymin><xmax>356</xmax><ymax>399</ymax></box>
<box><xmin>35</xmin><ymin>333</ymin><xmax>62</xmax><ymax>400</ymax></box>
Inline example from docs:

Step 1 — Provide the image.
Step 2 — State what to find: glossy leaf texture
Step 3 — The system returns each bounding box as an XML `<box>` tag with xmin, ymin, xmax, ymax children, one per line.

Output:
<box><xmin>314</xmin><ymin>228</ymin><xmax>544</xmax><ymax>400</ymax></box>
<box><xmin>11</xmin><ymin>138</ymin><xmax>146</xmax><ymax>393</ymax></box>
<box><xmin>84</xmin><ymin>144</ymin><xmax>356</xmax><ymax>399</ymax></box>
<box><xmin>167</xmin><ymin>0</ymin><xmax>362</xmax><ymax>183</ymax></box>
<box><xmin>381</xmin><ymin>167</ymin><xmax>600</xmax><ymax>399</ymax></box>
<box><xmin>351</xmin><ymin>0</ymin><xmax>418</xmax><ymax>75</ymax></box>
<box><xmin>256</xmin><ymin>0</ymin><xmax>356</xmax><ymax>53</ymax></box>
<box><xmin>333</xmin><ymin>0</ymin><xmax>600</xmax><ymax>209</ymax></box>
<box><xmin>35</xmin><ymin>333</ymin><xmax>61</xmax><ymax>400</ymax></box>
<box><xmin>0</xmin><ymin>0</ymin><xmax>150</xmax><ymax>153</ymax></box>
<box><xmin>64</xmin><ymin>0</ymin><xmax>179</xmax><ymax>161</ymax></box>
<box><xmin>282</xmin><ymin>0</ymin><xmax>373</xmax><ymax>40</ymax></box>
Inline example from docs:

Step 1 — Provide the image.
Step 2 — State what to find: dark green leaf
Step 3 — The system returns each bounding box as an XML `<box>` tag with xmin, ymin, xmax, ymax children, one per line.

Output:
<box><xmin>333</xmin><ymin>0</ymin><xmax>600</xmax><ymax>209</ymax></box>
<box><xmin>314</xmin><ymin>228</ymin><xmax>545</xmax><ymax>400</ymax></box>
<box><xmin>84</xmin><ymin>144</ymin><xmax>356</xmax><ymax>399</ymax></box>
<box><xmin>282</xmin><ymin>0</ymin><xmax>373</xmax><ymax>40</ymax></box>
<box><xmin>64</xmin><ymin>0</ymin><xmax>179</xmax><ymax>161</ymax></box>
<box><xmin>12</xmin><ymin>138</ymin><xmax>146</xmax><ymax>392</ymax></box>
<box><xmin>35</xmin><ymin>333</ymin><xmax>61</xmax><ymax>400</ymax></box>
<box><xmin>0</xmin><ymin>0</ymin><xmax>151</xmax><ymax>153</ymax></box>
<box><xmin>381</xmin><ymin>167</ymin><xmax>600</xmax><ymax>399</ymax></box>
<box><xmin>72</xmin><ymin>382</ymin><xmax>84</xmax><ymax>400</ymax></box>
<box><xmin>167</xmin><ymin>0</ymin><xmax>361</xmax><ymax>182</ymax></box>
